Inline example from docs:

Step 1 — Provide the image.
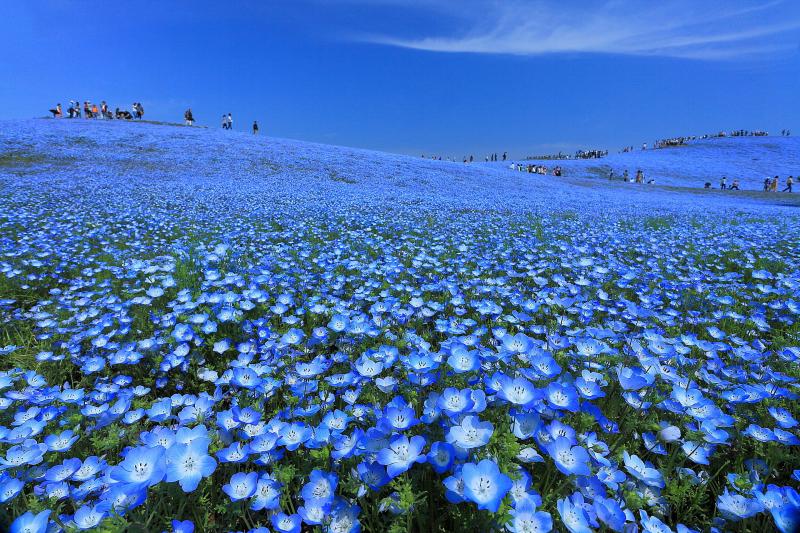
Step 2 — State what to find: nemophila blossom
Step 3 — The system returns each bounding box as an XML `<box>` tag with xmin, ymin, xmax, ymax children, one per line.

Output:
<box><xmin>557</xmin><ymin>494</ymin><xmax>592</xmax><ymax>533</ymax></box>
<box><xmin>717</xmin><ymin>488</ymin><xmax>764</xmax><ymax>520</ymax></box>
<box><xmin>222</xmin><ymin>471</ymin><xmax>258</xmax><ymax>501</ymax></box>
<box><xmin>358</xmin><ymin>461</ymin><xmax>391</xmax><ymax>490</ymax></box>
<box><xmin>446</xmin><ymin>415</ymin><xmax>493</xmax><ymax>449</ymax></box>
<box><xmin>427</xmin><ymin>441</ymin><xmax>456</xmax><ymax>474</ymax></box>
<box><xmin>498</xmin><ymin>376</ymin><xmax>539</xmax><ymax>406</ymax></box>
<box><xmin>110</xmin><ymin>446</ymin><xmax>166</xmax><ymax>487</ymax></box>
<box><xmin>377</xmin><ymin>434</ymin><xmax>426</xmax><ymax>477</ymax></box>
<box><xmin>768</xmin><ymin>407</ymin><xmax>798</xmax><ymax>429</ymax></box>
<box><xmin>302</xmin><ymin>469</ymin><xmax>338</xmax><ymax>503</ymax></box>
<box><xmin>166</xmin><ymin>439</ymin><xmax>217</xmax><ymax>492</ymax></box>
<box><xmin>546</xmin><ymin>437</ymin><xmax>592</xmax><ymax>476</ymax></box>
<box><xmin>622</xmin><ymin>451</ymin><xmax>664</xmax><ymax>488</ymax></box>
<box><xmin>508</xmin><ymin>498</ymin><xmax>553</xmax><ymax>533</ymax></box>
<box><xmin>461</xmin><ymin>459</ymin><xmax>512</xmax><ymax>513</ymax></box>
<box><xmin>0</xmin><ymin>476</ymin><xmax>23</xmax><ymax>503</ymax></box>
<box><xmin>10</xmin><ymin>510</ymin><xmax>50</xmax><ymax>533</ymax></box>
<box><xmin>169</xmin><ymin>520</ymin><xmax>195</xmax><ymax>533</ymax></box>
<box><xmin>251</xmin><ymin>474</ymin><xmax>282</xmax><ymax>511</ymax></box>
<box><xmin>73</xmin><ymin>504</ymin><xmax>106</xmax><ymax>530</ymax></box>
<box><xmin>546</xmin><ymin>382</ymin><xmax>580</xmax><ymax>412</ymax></box>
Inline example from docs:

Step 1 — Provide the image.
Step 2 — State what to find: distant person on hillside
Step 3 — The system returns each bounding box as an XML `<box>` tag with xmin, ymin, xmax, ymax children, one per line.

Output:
<box><xmin>49</xmin><ymin>103</ymin><xmax>62</xmax><ymax>118</ymax></box>
<box><xmin>784</xmin><ymin>176</ymin><xmax>794</xmax><ymax>193</ymax></box>
<box><xmin>704</xmin><ymin>182</ymin><xmax>712</xmax><ymax>189</ymax></box>
<box><xmin>771</xmin><ymin>176</ymin><xmax>779</xmax><ymax>192</ymax></box>
<box><xmin>84</xmin><ymin>102</ymin><xmax>92</xmax><ymax>118</ymax></box>
<box><xmin>635</xmin><ymin>170</ymin><xmax>644</xmax><ymax>183</ymax></box>
<box><xmin>720</xmin><ymin>177</ymin><xmax>727</xmax><ymax>190</ymax></box>
<box><xmin>91</xmin><ymin>103</ymin><xmax>99</xmax><ymax>117</ymax></box>
<box><xmin>184</xmin><ymin>108</ymin><xmax>194</xmax><ymax>126</ymax></box>
<box><xmin>623</xmin><ymin>170</ymin><xmax>629</xmax><ymax>182</ymax></box>
<box><xmin>469</xmin><ymin>155</ymin><xmax>474</xmax><ymax>163</ymax></box>
<box><xmin>764</xmin><ymin>177</ymin><xmax>771</xmax><ymax>192</ymax></box>
<box><xmin>227</xmin><ymin>113</ymin><xmax>233</xmax><ymax>130</ymax></box>
<box><xmin>252</xmin><ymin>121</ymin><xmax>259</xmax><ymax>135</ymax></box>
<box><xmin>136</xmin><ymin>103</ymin><xmax>144</xmax><ymax>119</ymax></box>
<box><xmin>502</xmin><ymin>152</ymin><xmax>507</xmax><ymax>161</ymax></box>
<box><xmin>132</xmin><ymin>103</ymin><xmax>141</xmax><ymax>119</ymax></box>
<box><xmin>608</xmin><ymin>170</ymin><xmax>614</xmax><ymax>180</ymax></box>
<box><xmin>221</xmin><ymin>115</ymin><xmax>229</xmax><ymax>129</ymax></box>
<box><xmin>730</xmin><ymin>179</ymin><xmax>740</xmax><ymax>191</ymax></box>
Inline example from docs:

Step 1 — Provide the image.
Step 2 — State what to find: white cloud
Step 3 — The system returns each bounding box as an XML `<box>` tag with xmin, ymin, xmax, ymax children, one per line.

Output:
<box><xmin>356</xmin><ymin>0</ymin><xmax>800</xmax><ymax>60</ymax></box>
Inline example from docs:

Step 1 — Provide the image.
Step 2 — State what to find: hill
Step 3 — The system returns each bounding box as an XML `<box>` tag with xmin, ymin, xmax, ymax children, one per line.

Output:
<box><xmin>1</xmin><ymin>118</ymin><xmax>800</xmax><ymax>533</ymax></box>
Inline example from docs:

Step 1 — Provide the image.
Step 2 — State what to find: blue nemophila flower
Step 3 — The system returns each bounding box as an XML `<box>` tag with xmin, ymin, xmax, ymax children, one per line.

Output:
<box><xmin>222</xmin><ymin>471</ymin><xmax>258</xmax><ymax>501</ymax></box>
<box><xmin>169</xmin><ymin>520</ymin><xmax>195</xmax><ymax>533</ymax></box>
<box><xmin>73</xmin><ymin>504</ymin><xmax>106</xmax><ymax>530</ymax></box>
<box><xmin>557</xmin><ymin>493</ymin><xmax>592</xmax><ymax>533</ymax></box>
<box><xmin>278</xmin><ymin>422</ymin><xmax>312</xmax><ymax>451</ymax></box>
<box><xmin>546</xmin><ymin>437</ymin><xmax>592</xmax><ymax>477</ymax></box>
<box><xmin>622</xmin><ymin>451</ymin><xmax>664</xmax><ymax>488</ymax></box>
<box><xmin>251</xmin><ymin>474</ymin><xmax>282</xmax><ymax>511</ymax></box>
<box><xmin>166</xmin><ymin>438</ymin><xmax>217</xmax><ymax>492</ymax></box>
<box><xmin>301</xmin><ymin>469</ymin><xmax>338</xmax><ymax>503</ymax></box>
<box><xmin>0</xmin><ymin>476</ymin><xmax>24</xmax><ymax>503</ymax></box>
<box><xmin>427</xmin><ymin>441</ymin><xmax>456</xmax><ymax>474</ymax></box>
<box><xmin>357</xmin><ymin>461</ymin><xmax>391</xmax><ymax>490</ymax></box>
<box><xmin>271</xmin><ymin>512</ymin><xmax>302</xmax><ymax>533</ymax></box>
<box><xmin>446</xmin><ymin>415</ymin><xmax>493</xmax><ymax>449</ymax></box>
<box><xmin>110</xmin><ymin>446</ymin><xmax>166</xmax><ymax>487</ymax></box>
<box><xmin>593</xmin><ymin>496</ymin><xmax>626</xmax><ymax>531</ymax></box>
<box><xmin>10</xmin><ymin>510</ymin><xmax>50</xmax><ymax>533</ymax></box>
<box><xmin>377</xmin><ymin>434</ymin><xmax>426</xmax><ymax>478</ymax></box>
<box><xmin>509</xmin><ymin>495</ymin><xmax>553</xmax><ymax>532</ymax></box>
<box><xmin>546</xmin><ymin>382</ymin><xmax>580</xmax><ymax>412</ymax></box>
<box><xmin>717</xmin><ymin>488</ymin><xmax>764</xmax><ymax>520</ymax></box>
<box><xmin>497</xmin><ymin>376</ymin><xmax>539</xmax><ymax>407</ymax></box>
<box><xmin>460</xmin><ymin>459</ymin><xmax>512</xmax><ymax>513</ymax></box>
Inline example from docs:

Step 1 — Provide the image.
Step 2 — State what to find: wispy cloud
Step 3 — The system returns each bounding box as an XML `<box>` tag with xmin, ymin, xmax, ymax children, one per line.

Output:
<box><xmin>357</xmin><ymin>0</ymin><xmax>800</xmax><ymax>60</ymax></box>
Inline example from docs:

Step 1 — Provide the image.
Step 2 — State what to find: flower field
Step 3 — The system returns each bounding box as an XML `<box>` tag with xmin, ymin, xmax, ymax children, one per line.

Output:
<box><xmin>1</xmin><ymin>119</ymin><xmax>799</xmax><ymax>532</ymax></box>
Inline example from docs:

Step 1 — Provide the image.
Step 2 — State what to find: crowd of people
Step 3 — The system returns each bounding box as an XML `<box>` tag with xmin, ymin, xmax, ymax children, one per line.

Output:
<box><xmin>513</xmin><ymin>163</ymin><xmax>561</xmax><ymax>176</ymax></box>
<box><xmin>574</xmin><ymin>149</ymin><xmax>608</xmax><ymax>159</ymax></box>
<box><xmin>619</xmin><ymin>128</ymin><xmax>789</xmax><ymax>153</ymax></box>
<box><xmin>49</xmin><ymin>101</ymin><xmax>145</xmax><ymax>120</ymax></box>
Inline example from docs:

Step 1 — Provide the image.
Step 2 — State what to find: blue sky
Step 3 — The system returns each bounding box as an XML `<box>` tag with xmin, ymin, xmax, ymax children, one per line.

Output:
<box><xmin>1</xmin><ymin>0</ymin><xmax>799</xmax><ymax>157</ymax></box>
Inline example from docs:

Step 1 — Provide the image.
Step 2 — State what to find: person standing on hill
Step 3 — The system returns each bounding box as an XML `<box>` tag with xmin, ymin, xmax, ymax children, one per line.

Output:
<box><xmin>720</xmin><ymin>177</ymin><xmax>727</xmax><ymax>190</ymax></box>
<box><xmin>184</xmin><ymin>108</ymin><xmax>194</xmax><ymax>126</ymax></box>
<box><xmin>784</xmin><ymin>176</ymin><xmax>794</xmax><ymax>193</ymax></box>
<box><xmin>252</xmin><ymin>121</ymin><xmax>259</xmax><ymax>135</ymax></box>
<box><xmin>49</xmin><ymin>103</ymin><xmax>62</xmax><ymax>118</ymax></box>
<box><xmin>771</xmin><ymin>176</ymin><xmax>779</xmax><ymax>192</ymax></box>
<box><xmin>227</xmin><ymin>113</ymin><xmax>233</xmax><ymax>130</ymax></box>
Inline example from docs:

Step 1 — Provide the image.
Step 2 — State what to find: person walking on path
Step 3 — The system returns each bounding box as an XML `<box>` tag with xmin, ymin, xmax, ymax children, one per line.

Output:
<box><xmin>720</xmin><ymin>177</ymin><xmax>727</xmax><ymax>190</ymax></box>
<box><xmin>252</xmin><ymin>121</ymin><xmax>259</xmax><ymax>134</ymax></box>
<box><xmin>784</xmin><ymin>176</ymin><xmax>794</xmax><ymax>193</ymax></box>
<box><xmin>49</xmin><ymin>103</ymin><xmax>62</xmax><ymax>118</ymax></box>
<box><xmin>227</xmin><ymin>113</ymin><xmax>233</xmax><ymax>130</ymax></box>
<box><xmin>771</xmin><ymin>176</ymin><xmax>779</xmax><ymax>192</ymax></box>
<box><xmin>221</xmin><ymin>115</ymin><xmax>228</xmax><ymax>129</ymax></box>
<box><xmin>184</xmin><ymin>108</ymin><xmax>194</xmax><ymax>126</ymax></box>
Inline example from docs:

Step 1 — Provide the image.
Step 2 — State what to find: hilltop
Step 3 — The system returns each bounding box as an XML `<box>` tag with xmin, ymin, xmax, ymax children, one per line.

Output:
<box><xmin>522</xmin><ymin>136</ymin><xmax>800</xmax><ymax>191</ymax></box>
